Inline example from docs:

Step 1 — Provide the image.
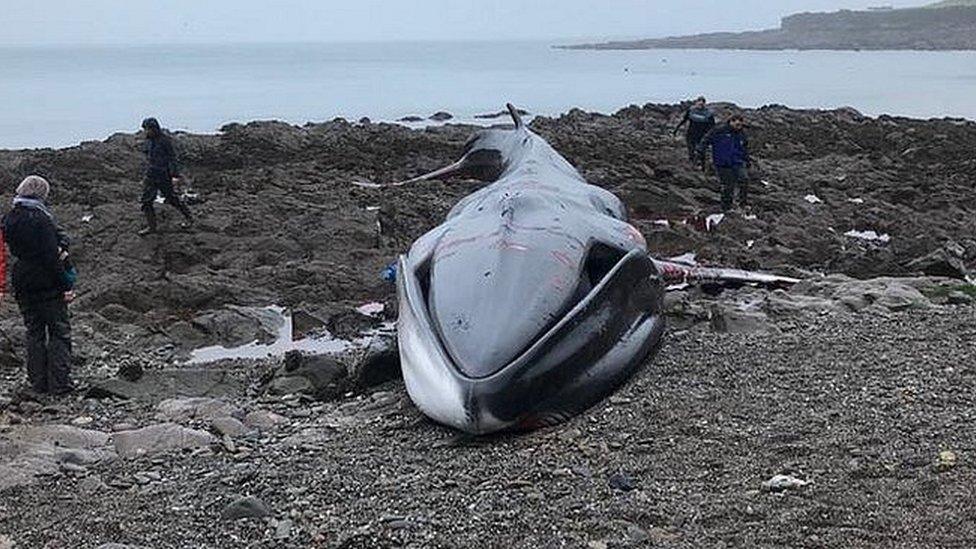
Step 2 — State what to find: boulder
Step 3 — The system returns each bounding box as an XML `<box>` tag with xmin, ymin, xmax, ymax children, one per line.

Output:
<box><xmin>907</xmin><ymin>249</ymin><xmax>968</xmax><ymax>280</ymax></box>
<box><xmin>155</xmin><ymin>398</ymin><xmax>243</xmax><ymax>422</ymax></box>
<box><xmin>348</xmin><ymin>333</ymin><xmax>401</xmax><ymax>387</ymax></box>
<box><xmin>191</xmin><ymin>305</ymin><xmax>284</xmax><ymax>347</ymax></box>
<box><xmin>211</xmin><ymin>417</ymin><xmax>250</xmax><ymax>438</ymax></box>
<box><xmin>428</xmin><ymin>111</ymin><xmax>454</xmax><ymax>122</ymax></box>
<box><xmin>794</xmin><ymin>275</ymin><xmax>933</xmax><ymax>312</ymax></box>
<box><xmin>113</xmin><ymin>424</ymin><xmax>214</xmax><ymax>459</ymax></box>
<box><xmin>0</xmin><ymin>425</ymin><xmax>116</xmax><ymax>491</ymax></box>
<box><xmin>291</xmin><ymin>309</ymin><xmax>326</xmax><ymax>340</ymax></box>
<box><xmin>243</xmin><ymin>410</ymin><xmax>289</xmax><ymax>431</ymax></box>
<box><xmin>269</xmin><ymin>352</ymin><xmax>348</xmax><ymax>399</ymax></box>
<box><xmin>267</xmin><ymin>332</ymin><xmax>401</xmax><ymax>400</ymax></box>
<box><xmin>709</xmin><ymin>307</ymin><xmax>777</xmax><ymax>334</ymax></box>
<box><xmin>6</xmin><ymin>425</ymin><xmax>110</xmax><ymax>448</ymax></box>
<box><xmin>87</xmin><ymin>369</ymin><xmax>243</xmax><ymax>401</ymax></box>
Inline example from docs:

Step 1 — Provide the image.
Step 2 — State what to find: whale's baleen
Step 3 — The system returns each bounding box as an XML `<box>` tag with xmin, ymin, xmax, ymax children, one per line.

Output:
<box><xmin>391</xmin><ymin>105</ymin><xmax>666</xmax><ymax>434</ymax></box>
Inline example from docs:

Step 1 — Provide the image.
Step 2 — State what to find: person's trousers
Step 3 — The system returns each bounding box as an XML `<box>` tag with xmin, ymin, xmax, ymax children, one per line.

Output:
<box><xmin>717</xmin><ymin>165</ymin><xmax>749</xmax><ymax>211</ymax></box>
<box><xmin>18</xmin><ymin>297</ymin><xmax>73</xmax><ymax>394</ymax></box>
<box><xmin>686</xmin><ymin>132</ymin><xmax>706</xmax><ymax>161</ymax></box>
<box><xmin>141</xmin><ymin>177</ymin><xmax>191</xmax><ymax>220</ymax></box>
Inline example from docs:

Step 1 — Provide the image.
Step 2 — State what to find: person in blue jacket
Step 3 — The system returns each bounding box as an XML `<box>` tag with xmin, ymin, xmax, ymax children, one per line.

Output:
<box><xmin>696</xmin><ymin>113</ymin><xmax>751</xmax><ymax>212</ymax></box>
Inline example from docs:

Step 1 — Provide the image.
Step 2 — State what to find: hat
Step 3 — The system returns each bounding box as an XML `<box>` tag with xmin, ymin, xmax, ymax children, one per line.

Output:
<box><xmin>16</xmin><ymin>175</ymin><xmax>50</xmax><ymax>200</ymax></box>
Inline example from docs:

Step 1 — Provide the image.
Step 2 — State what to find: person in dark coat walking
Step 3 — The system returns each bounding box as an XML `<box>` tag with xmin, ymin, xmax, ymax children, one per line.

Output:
<box><xmin>674</xmin><ymin>96</ymin><xmax>716</xmax><ymax>163</ymax></box>
<box><xmin>2</xmin><ymin>176</ymin><xmax>76</xmax><ymax>396</ymax></box>
<box><xmin>696</xmin><ymin>114</ymin><xmax>751</xmax><ymax>212</ymax></box>
<box><xmin>140</xmin><ymin>117</ymin><xmax>192</xmax><ymax>235</ymax></box>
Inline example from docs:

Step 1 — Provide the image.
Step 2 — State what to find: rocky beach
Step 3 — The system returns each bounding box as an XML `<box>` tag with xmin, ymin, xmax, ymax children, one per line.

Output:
<box><xmin>1</xmin><ymin>102</ymin><xmax>975</xmax><ymax>548</ymax></box>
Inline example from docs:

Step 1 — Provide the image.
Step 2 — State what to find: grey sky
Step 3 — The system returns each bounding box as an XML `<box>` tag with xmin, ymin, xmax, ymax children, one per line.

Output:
<box><xmin>3</xmin><ymin>0</ymin><xmax>928</xmax><ymax>46</ymax></box>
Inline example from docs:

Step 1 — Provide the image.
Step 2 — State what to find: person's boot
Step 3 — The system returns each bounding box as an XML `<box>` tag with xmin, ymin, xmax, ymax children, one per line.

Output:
<box><xmin>138</xmin><ymin>208</ymin><xmax>158</xmax><ymax>236</ymax></box>
<box><xmin>173</xmin><ymin>200</ymin><xmax>194</xmax><ymax>229</ymax></box>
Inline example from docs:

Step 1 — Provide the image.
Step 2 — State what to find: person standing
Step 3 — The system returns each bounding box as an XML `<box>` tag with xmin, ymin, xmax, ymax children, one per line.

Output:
<box><xmin>673</xmin><ymin>96</ymin><xmax>716</xmax><ymax>163</ymax></box>
<box><xmin>696</xmin><ymin>113</ymin><xmax>751</xmax><ymax>212</ymax></box>
<box><xmin>140</xmin><ymin>117</ymin><xmax>192</xmax><ymax>235</ymax></box>
<box><xmin>2</xmin><ymin>176</ymin><xmax>76</xmax><ymax>396</ymax></box>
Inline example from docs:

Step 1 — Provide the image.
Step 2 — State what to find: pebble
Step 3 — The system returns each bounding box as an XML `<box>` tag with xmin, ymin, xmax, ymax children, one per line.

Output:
<box><xmin>761</xmin><ymin>474</ymin><xmax>810</xmax><ymax>492</ymax></box>
<box><xmin>221</xmin><ymin>496</ymin><xmax>271</xmax><ymax>521</ymax></box>
<box><xmin>275</xmin><ymin>518</ymin><xmax>294</xmax><ymax>539</ymax></box>
<box><xmin>936</xmin><ymin>450</ymin><xmax>958</xmax><ymax>471</ymax></box>
<box><xmin>608</xmin><ymin>473</ymin><xmax>637</xmax><ymax>492</ymax></box>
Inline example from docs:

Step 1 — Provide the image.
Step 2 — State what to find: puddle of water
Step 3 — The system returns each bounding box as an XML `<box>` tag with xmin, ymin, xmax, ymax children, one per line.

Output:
<box><xmin>186</xmin><ymin>306</ymin><xmax>353</xmax><ymax>365</ymax></box>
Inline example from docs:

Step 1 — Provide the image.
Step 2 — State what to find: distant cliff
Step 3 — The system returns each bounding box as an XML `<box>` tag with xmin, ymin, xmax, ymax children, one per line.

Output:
<box><xmin>565</xmin><ymin>5</ymin><xmax>976</xmax><ymax>51</ymax></box>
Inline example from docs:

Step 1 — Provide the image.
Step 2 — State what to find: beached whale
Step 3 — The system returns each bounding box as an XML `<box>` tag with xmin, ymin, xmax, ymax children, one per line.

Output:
<box><xmin>375</xmin><ymin>105</ymin><xmax>796</xmax><ymax>434</ymax></box>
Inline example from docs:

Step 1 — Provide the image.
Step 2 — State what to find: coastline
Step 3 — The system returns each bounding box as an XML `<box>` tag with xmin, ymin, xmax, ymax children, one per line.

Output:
<box><xmin>566</xmin><ymin>5</ymin><xmax>976</xmax><ymax>51</ymax></box>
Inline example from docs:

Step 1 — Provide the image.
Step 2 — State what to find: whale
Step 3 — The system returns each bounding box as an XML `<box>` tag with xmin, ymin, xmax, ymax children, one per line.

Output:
<box><xmin>381</xmin><ymin>105</ymin><xmax>662</xmax><ymax>434</ymax></box>
<box><xmin>377</xmin><ymin>105</ymin><xmax>797</xmax><ymax>434</ymax></box>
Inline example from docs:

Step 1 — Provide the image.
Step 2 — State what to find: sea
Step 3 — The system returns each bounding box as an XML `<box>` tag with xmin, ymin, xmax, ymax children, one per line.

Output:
<box><xmin>1</xmin><ymin>40</ymin><xmax>975</xmax><ymax>149</ymax></box>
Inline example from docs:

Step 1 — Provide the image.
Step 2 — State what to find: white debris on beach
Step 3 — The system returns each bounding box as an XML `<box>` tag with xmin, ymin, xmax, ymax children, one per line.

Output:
<box><xmin>81</xmin><ymin>214</ymin><xmax>94</xmax><ymax>223</ymax></box>
<box><xmin>845</xmin><ymin>229</ymin><xmax>891</xmax><ymax>243</ymax></box>
<box><xmin>762</xmin><ymin>474</ymin><xmax>811</xmax><ymax>492</ymax></box>
<box><xmin>706</xmin><ymin>213</ymin><xmax>725</xmax><ymax>231</ymax></box>
<box><xmin>652</xmin><ymin>219</ymin><xmax>670</xmax><ymax>228</ymax></box>
<box><xmin>356</xmin><ymin>302</ymin><xmax>385</xmax><ymax>317</ymax></box>
<box><xmin>848</xmin><ymin>198</ymin><xmax>865</xmax><ymax>204</ymax></box>
<box><xmin>804</xmin><ymin>194</ymin><xmax>823</xmax><ymax>204</ymax></box>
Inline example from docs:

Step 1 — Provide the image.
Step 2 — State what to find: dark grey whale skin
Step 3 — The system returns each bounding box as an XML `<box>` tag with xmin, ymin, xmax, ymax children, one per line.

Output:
<box><xmin>397</xmin><ymin>106</ymin><xmax>665</xmax><ymax>434</ymax></box>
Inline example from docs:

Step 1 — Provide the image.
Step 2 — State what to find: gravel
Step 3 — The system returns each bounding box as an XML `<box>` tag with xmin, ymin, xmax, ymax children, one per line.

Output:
<box><xmin>1</xmin><ymin>306</ymin><xmax>973</xmax><ymax>547</ymax></box>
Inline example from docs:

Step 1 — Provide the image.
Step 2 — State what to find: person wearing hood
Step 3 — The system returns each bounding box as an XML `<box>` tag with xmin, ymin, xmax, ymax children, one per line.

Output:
<box><xmin>674</xmin><ymin>96</ymin><xmax>716</xmax><ymax>163</ymax></box>
<box><xmin>2</xmin><ymin>176</ymin><xmax>77</xmax><ymax>396</ymax></box>
<box><xmin>140</xmin><ymin>117</ymin><xmax>193</xmax><ymax>235</ymax></box>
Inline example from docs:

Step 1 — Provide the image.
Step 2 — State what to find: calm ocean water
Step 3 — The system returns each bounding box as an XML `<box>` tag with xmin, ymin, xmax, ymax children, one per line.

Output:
<box><xmin>1</xmin><ymin>40</ymin><xmax>974</xmax><ymax>149</ymax></box>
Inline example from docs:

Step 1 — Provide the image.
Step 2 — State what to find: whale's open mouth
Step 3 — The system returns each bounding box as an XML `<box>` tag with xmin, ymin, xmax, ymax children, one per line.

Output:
<box><xmin>397</xmin><ymin>247</ymin><xmax>665</xmax><ymax>433</ymax></box>
<box><xmin>417</xmin><ymin>241</ymin><xmax>630</xmax><ymax>379</ymax></box>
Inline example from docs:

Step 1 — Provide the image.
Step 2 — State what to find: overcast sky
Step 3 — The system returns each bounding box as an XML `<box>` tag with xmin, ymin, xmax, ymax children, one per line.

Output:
<box><xmin>2</xmin><ymin>0</ymin><xmax>928</xmax><ymax>46</ymax></box>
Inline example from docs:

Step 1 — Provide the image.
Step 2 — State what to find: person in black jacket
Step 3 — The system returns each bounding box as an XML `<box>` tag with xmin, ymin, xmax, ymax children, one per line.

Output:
<box><xmin>673</xmin><ymin>96</ymin><xmax>716</xmax><ymax>163</ymax></box>
<box><xmin>140</xmin><ymin>117</ymin><xmax>192</xmax><ymax>235</ymax></box>
<box><xmin>696</xmin><ymin>114</ymin><xmax>751</xmax><ymax>212</ymax></box>
<box><xmin>2</xmin><ymin>176</ymin><xmax>76</xmax><ymax>396</ymax></box>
